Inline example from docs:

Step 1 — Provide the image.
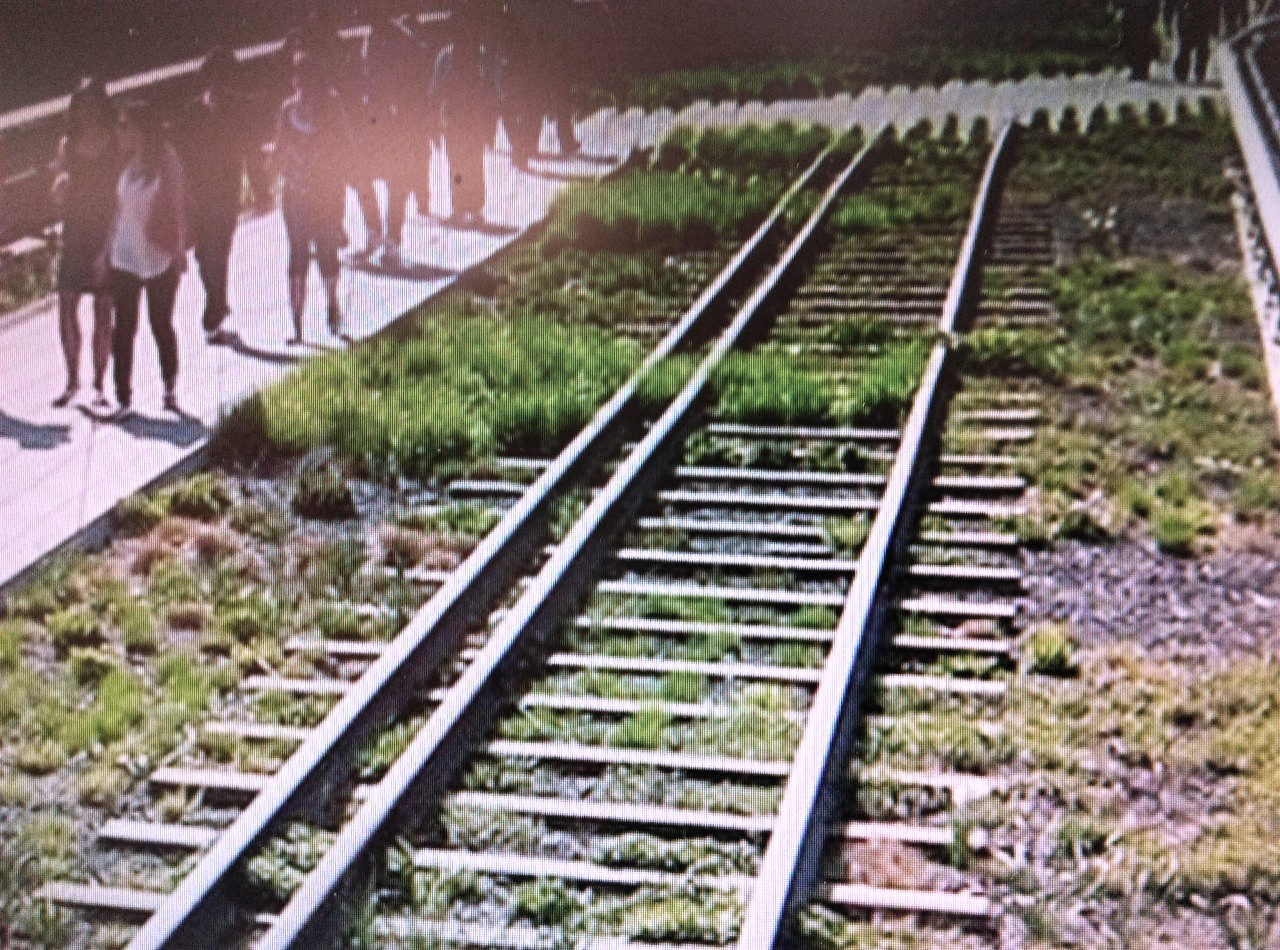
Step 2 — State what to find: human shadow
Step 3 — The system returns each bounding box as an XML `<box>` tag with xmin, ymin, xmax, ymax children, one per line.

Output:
<box><xmin>525</xmin><ymin>166</ymin><xmax>597</xmax><ymax>183</ymax></box>
<box><xmin>225</xmin><ymin>334</ymin><xmax>306</xmax><ymax>367</ymax></box>
<box><xmin>538</xmin><ymin>149</ymin><xmax>618</xmax><ymax>167</ymax></box>
<box><xmin>115</xmin><ymin>411</ymin><xmax>206</xmax><ymax>448</ymax></box>
<box><xmin>0</xmin><ymin>411</ymin><xmax>72</xmax><ymax>450</ymax></box>
<box><xmin>345</xmin><ymin>258</ymin><xmax>458</xmax><ymax>282</ymax></box>
<box><xmin>446</xmin><ymin>218</ymin><xmax>520</xmax><ymax>237</ymax></box>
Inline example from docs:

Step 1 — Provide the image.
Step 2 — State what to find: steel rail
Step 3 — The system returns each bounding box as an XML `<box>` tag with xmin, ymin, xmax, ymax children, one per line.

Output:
<box><xmin>254</xmin><ymin>135</ymin><xmax>883</xmax><ymax>950</ymax></box>
<box><xmin>735</xmin><ymin>121</ymin><xmax>1020</xmax><ymax>948</ymax></box>
<box><xmin>121</xmin><ymin>142</ymin><xmax>843</xmax><ymax>950</ymax></box>
<box><xmin>1223</xmin><ymin>19</ymin><xmax>1280</xmax><ymax>273</ymax></box>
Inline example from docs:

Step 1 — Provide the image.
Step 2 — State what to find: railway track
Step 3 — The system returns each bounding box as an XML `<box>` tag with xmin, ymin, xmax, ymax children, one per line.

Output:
<box><xmin>32</xmin><ymin>33</ymin><xmax>1276</xmax><ymax>938</ymax></box>
<box><xmin>32</xmin><ymin>112</ymin><xmax>1046</xmax><ymax>949</ymax></box>
<box><xmin>30</xmin><ymin>132</ymin><xmax>848</xmax><ymax>947</ymax></box>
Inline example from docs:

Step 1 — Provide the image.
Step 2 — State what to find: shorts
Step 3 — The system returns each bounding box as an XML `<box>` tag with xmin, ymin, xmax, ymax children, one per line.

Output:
<box><xmin>281</xmin><ymin>186</ymin><xmax>345</xmax><ymax>280</ymax></box>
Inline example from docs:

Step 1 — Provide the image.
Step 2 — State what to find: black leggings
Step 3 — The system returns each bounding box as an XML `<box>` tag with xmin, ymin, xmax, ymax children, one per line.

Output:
<box><xmin>110</xmin><ymin>265</ymin><xmax>179</xmax><ymax>407</ymax></box>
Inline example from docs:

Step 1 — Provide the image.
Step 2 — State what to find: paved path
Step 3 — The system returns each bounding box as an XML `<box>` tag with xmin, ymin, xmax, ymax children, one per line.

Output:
<box><xmin>0</xmin><ymin>72</ymin><xmax>1226</xmax><ymax>591</ymax></box>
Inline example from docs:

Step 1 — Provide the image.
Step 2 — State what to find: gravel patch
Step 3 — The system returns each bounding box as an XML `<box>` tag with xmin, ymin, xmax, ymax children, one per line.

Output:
<box><xmin>1022</xmin><ymin>536</ymin><xmax>1280</xmax><ymax>664</ymax></box>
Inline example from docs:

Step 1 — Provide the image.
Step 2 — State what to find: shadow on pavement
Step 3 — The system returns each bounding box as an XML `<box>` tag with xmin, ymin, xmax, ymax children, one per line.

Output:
<box><xmin>117</xmin><ymin>411</ymin><xmax>206</xmax><ymax>447</ymax></box>
<box><xmin>538</xmin><ymin>149</ymin><xmax>617</xmax><ymax>166</ymax></box>
<box><xmin>526</xmin><ymin>166</ymin><xmax>598</xmax><ymax>183</ymax></box>
<box><xmin>449</xmin><ymin>218</ymin><xmax>521</xmax><ymax>237</ymax></box>
<box><xmin>226</xmin><ymin>335</ymin><xmax>306</xmax><ymax>367</ymax></box>
<box><xmin>0</xmin><ymin>412</ymin><xmax>72</xmax><ymax>449</ymax></box>
<box><xmin>345</xmin><ymin>258</ymin><xmax>458</xmax><ymax>282</ymax></box>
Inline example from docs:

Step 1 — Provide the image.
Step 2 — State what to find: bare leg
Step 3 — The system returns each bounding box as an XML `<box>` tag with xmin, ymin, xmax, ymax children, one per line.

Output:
<box><xmin>55</xmin><ymin>292</ymin><xmax>83</xmax><ymax>402</ymax></box>
<box><xmin>324</xmin><ymin>274</ymin><xmax>347</xmax><ymax>340</ymax></box>
<box><xmin>288</xmin><ymin>275</ymin><xmax>307</xmax><ymax>343</ymax></box>
<box><xmin>90</xmin><ymin>292</ymin><xmax>113</xmax><ymax>396</ymax></box>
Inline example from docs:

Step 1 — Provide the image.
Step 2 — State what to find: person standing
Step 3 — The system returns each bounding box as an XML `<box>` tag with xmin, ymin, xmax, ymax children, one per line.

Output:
<box><xmin>1221</xmin><ymin>0</ymin><xmax>1248</xmax><ymax>34</ymax></box>
<box><xmin>273</xmin><ymin>50</ymin><xmax>357</xmax><ymax>344</ymax></box>
<box><xmin>1117</xmin><ymin>0</ymin><xmax>1161</xmax><ymax>80</ymax></box>
<box><xmin>50</xmin><ymin>79</ymin><xmax>119</xmax><ymax>408</ymax></box>
<box><xmin>175</xmin><ymin>48</ymin><xmax>247</xmax><ymax>345</ymax></box>
<box><xmin>1175</xmin><ymin>0</ymin><xmax>1216</xmax><ymax>82</ymax></box>
<box><xmin>359</xmin><ymin>0</ymin><xmax>436</xmax><ymax>264</ymax></box>
<box><xmin>498</xmin><ymin>0</ymin><xmax>544</xmax><ymax>171</ymax></box>
<box><xmin>101</xmin><ymin>100</ymin><xmax>188</xmax><ymax>419</ymax></box>
<box><xmin>431</xmin><ymin>13</ymin><xmax>500</xmax><ymax>226</ymax></box>
<box><xmin>541</xmin><ymin>0</ymin><xmax>583</xmax><ymax>157</ymax></box>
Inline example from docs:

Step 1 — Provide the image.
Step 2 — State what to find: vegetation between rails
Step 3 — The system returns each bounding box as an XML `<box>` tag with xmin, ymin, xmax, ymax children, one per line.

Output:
<box><xmin>713</xmin><ymin>343</ymin><xmax>929</xmax><ymax>428</ymax></box>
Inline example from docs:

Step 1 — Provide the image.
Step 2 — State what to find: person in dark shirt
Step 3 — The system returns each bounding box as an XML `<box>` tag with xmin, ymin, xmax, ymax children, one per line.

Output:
<box><xmin>1221</xmin><ymin>0</ymin><xmax>1248</xmax><ymax>34</ymax></box>
<box><xmin>499</xmin><ymin>0</ymin><xmax>583</xmax><ymax>166</ymax></box>
<box><xmin>175</xmin><ymin>48</ymin><xmax>248</xmax><ymax>344</ymax></box>
<box><xmin>431</xmin><ymin>12</ymin><xmax>500</xmax><ymax>226</ymax></box>
<box><xmin>1116</xmin><ymin>0</ymin><xmax>1161</xmax><ymax>80</ymax></box>
<box><xmin>273</xmin><ymin>50</ymin><xmax>357</xmax><ymax>344</ymax></box>
<box><xmin>358</xmin><ymin>0</ymin><xmax>436</xmax><ymax>265</ymax></box>
<box><xmin>51</xmin><ymin>78</ymin><xmax>120</xmax><ymax>408</ymax></box>
<box><xmin>1175</xmin><ymin>0</ymin><xmax>1216</xmax><ymax>82</ymax></box>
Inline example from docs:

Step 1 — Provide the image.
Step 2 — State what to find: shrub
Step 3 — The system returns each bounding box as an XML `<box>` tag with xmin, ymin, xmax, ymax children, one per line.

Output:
<box><xmin>1027</xmin><ymin>624</ymin><xmax>1078</xmax><ymax>677</ymax></box>
<box><xmin>238</xmin><ymin>316</ymin><xmax>638</xmax><ymax>480</ymax></box>
<box><xmin>824</xmin><ymin>515</ymin><xmax>871</xmax><ymax>552</ymax></box>
<box><xmin>1236</xmin><ymin>470</ymin><xmax>1280</xmax><ymax>520</ymax></box>
<box><xmin>15</xmin><ymin>739</ymin><xmax>67</xmax><ymax>776</ymax></box>
<box><xmin>399</xmin><ymin>503</ymin><xmax>500</xmax><ymax>542</ymax></box>
<box><xmin>118</xmin><ymin>602</ymin><xmax>158</xmax><ymax>653</ymax></box>
<box><xmin>46</xmin><ymin>607</ymin><xmax>104</xmax><ymax>652</ymax></box>
<box><xmin>292</xmin><ymin>464</ymin><xmax>357</xmax><ymax>521</ymax></box>
<box><xmin>511</xmin><ymin>879</ymin><xmax>582</xmax><ymax>927</ymax></box>
<box><xmin>147</xmin><ymin>561</ymin><xmax>203</xmax><ymax>605</ymax></box>
<box><xmin>58</xmin><ymin>668</ymin><xmax>147</xmax><ymax>751</ymax></box>
<box><xmin>245</xmin><ymin>823</ymin><xmax>334</xmax><ymax>905</ymax></box>
<box><xmin>544</xmin><ymin>171</ymin><xmax>776</xmax><ymax>253</ymax></box>
<box><xmin>1055</xmin><ymin>507</ymin><xmax>1109</xmax><ymax>543</ymax></box>
<box><xmin>113</xmin><ymin>493</ymin><xmax>170</xmax><ymax>537</ymax></box>
<box><xmin>77</xmin><ymin>761</ymin><xmax>130</xmax><ymax>807</ymax></box>
<box><xmin>158</xmin><ymin>654</ymin><xmax>216</xmax><ymax>712</ymax></box>
<box><xmin>69</xmin><ymin>648</ymin><xmax>116</xmax><ymax>686</ymax></box>
<box><xmin>612</xmin><ymin>708</ymin><xmax>673</xmax><ymax>749</ymax></box>
<box><xmin>0</xmin><ymin>620</ymin><xmax>25</xmax><ymax>670</ymax></box>
<box><xmin>4</xmin><ymin>556</ymin><xmax>82</xmax><ymax>621</ymax></box>
<box><xmin>962</xmin><ymin>328</ymin><xmax>1066</xmax><ymax>380</ymax></box>
<box><xmin>714</xmin><ymin>344</ymin><xmax>925</xmax><ymax>428</ymax></box>
<box><xmin>1152</xmin><ymin>506</ymin><xmax>1199</xmax><ymax>557</ymax></box>
<box><xmin>217</xmin><ymin>593</ymin><xmax>279</xmax><ymax>644</ymax></box>
<box><xmin>228</xmin><ymin>503</ymin><xmax>291</xmax><ymax>543</ymax></box>
<box><xmin>831</xmin><ymin>181</ymin><xmax>974</xmax><ymax>234</ymax></box>
<box><xmin>315</xmin><ymin>605</ymin><xmax>364</xmax><ymax>640</ymax></box>
<box><xmin>168</xmin><ymin>473</ymin><xmax>233</xmax><ymax>521</ymax></box>
<box><xmin>379</xmin><ymin>526</ymin><xmax>431</xmax><ymax>570</ymax></box>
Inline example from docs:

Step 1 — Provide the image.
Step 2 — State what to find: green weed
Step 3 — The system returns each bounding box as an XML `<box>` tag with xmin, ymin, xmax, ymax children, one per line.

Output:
<box><xmin>224</xmin><ymin>316</ymin><xmax>639</xmax><ymax>480</ymax></box>
<box><xmin>245</xmin><ymin>823</ymin><xmax>335</xmax><ymax>905</ymax></box>
<box><xmin>168</xmin><ymin>473</ymin><xmax>233</xmax><ymax>521</ymax></box>
<box><xmin>113</xmin><ymin>492</ymin><xmax>171</xmax><ymax>537</ymax></box>
<box><xmin>511</xmin><ymin>878</ymin><xmax>582</xmax><ymax>927</ymax></box>
<box><xmin>45</xmin><ymin>607</ymin><xmax>103</xmax><ymax>653</ymax></box>
<box><xmin>545</xmin><ymin>171</ymin><xmax>776</xmax><ymax>254</ymax></box>
<box><xmin>1026</xmin><ymin>624</ymin><xmax>1078</xmax><ymax>677</ymax></box>
<box><xmin>292</xmin><ymin>463</ymin><xmax>357</xmax><ymax>521</ymax></box>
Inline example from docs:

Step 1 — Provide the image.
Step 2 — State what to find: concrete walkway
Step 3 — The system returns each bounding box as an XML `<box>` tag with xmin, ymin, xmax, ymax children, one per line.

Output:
<box><xmin>0</xmin><ymin>71</ymin><xmax>1224</xmax><ymax>591</ymax></box>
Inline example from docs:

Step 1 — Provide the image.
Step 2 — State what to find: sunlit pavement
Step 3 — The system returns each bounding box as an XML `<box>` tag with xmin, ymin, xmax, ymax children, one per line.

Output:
<box><xmin>0</xmin><ymin>72</ymin><xmax>1223</xmax><ymax>590</ymax></box>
